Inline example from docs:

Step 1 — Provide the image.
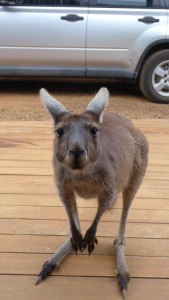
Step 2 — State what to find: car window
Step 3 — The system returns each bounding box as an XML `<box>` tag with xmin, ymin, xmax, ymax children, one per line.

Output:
<box><xmin>164</xmin><ymin>0</ymin><xmax>169</xmax><ymax>8</ymax></box>
<box><xmin>15</xmin><ymin>0</ymin><xmax>82</xmax><ymax>6</ymax></box>
<box><xmin>94</xmin><ymin>0</ymin><xmax>165</xmax><ymax>8</ymax></box>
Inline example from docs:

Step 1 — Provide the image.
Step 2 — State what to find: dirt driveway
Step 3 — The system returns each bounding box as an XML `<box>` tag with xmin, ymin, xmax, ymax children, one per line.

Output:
<box><xmin>0</xmin><ymin>79</ymin><xmax>169</xmax><ymax>121</ymax></box>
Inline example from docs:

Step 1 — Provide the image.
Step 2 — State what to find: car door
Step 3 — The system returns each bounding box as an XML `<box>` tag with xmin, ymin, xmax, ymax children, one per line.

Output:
<box><xmin>86</xmin><ymin>0</ymin><xmax>167</xmax><ymax>78</ymax></box>
<box><xmin>0</xmin><ymin>0</ymin><xmax>88</xmax><ymax>76</ymax></box>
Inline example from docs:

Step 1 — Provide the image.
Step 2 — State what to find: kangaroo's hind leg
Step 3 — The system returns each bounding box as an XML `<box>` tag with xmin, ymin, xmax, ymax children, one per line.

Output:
<box><xmin>114</xmin><ymin>138</ymin><xmax>148</xmax><ymax>299</ymax></box>
<box><xmin>36</xmin><ymin>194</ymin><xmax>81</xmax><ymax>285</ymax></box>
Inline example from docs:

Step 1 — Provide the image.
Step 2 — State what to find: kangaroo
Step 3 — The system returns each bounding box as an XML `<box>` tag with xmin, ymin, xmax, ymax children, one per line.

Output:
<box><xmin>36</xmin><ymin>87</ymin><xmax>149</xmax><ymax>299</ymax></box>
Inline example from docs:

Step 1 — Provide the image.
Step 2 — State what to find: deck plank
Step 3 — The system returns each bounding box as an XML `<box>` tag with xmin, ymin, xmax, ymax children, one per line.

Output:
<box><xmin>1</xmin><ymin>235</ymin><xmax>169</xmax><ymax>257</ymax></box>
<box><xmin>0</xmin><ymin>219</ymin><xmax>169</xmax><ymax>239</ymax></box>
<box><xmin>0</xmin><ymin>276</ymin><xmax>169</xmax><ymax>300</ymax></box>
<box><xmin>1</xmin><ymin>252</ymin><xmax>169</xmax><ymax>278</ymax></box>
<box><xmin>1</xmin><ymin>194</ymin><xmax>169</xmax><ymax>210</ymax></box>
<box><xmin>1</xmin><ymin>205</ymin><xmax>169</xmax><ymax>224</ymax></box>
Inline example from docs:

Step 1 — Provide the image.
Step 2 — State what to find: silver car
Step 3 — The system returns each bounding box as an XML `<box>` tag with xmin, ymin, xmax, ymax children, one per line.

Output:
<box><xmin>0</xmin><ymin>0</ymin><xmax>169</xmax><ymax>104</ymax></box>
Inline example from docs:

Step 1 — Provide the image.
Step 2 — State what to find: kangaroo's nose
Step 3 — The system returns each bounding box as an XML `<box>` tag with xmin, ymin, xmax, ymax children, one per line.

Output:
<box><xmin>68</xmin><ymin>147</ymin><xmax>86</xmax><ymax>158</ymax></box>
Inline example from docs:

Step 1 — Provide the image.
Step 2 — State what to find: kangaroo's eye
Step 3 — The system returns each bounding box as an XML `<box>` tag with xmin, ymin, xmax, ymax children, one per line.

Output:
<box><xmin>56</xmin><ymin>128</ymin><xmax>64</xmax><ymax>137</ymax></box>
<box><xmin>90</xmin><ymin>127</ymin><xmax>98</xmax><ymax>136</ymax></box>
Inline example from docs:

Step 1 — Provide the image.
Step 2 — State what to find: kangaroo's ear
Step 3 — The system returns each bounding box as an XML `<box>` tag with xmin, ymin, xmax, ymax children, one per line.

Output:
<box><xmin>39</xmin><ymin>88</ymin><xmax>69</xmax><ymax>123</ymax></box>
<box><xmin>86</xmin><ymin>87</ymin><xmax>109</xmax><ymax>123</ymax></box>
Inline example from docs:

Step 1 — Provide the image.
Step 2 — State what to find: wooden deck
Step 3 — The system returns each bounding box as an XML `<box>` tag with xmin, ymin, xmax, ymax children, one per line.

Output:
<box><xmin>0</xmin><ymin>120</ymin><xmax>169</xmax><ymax>300</ymax></box>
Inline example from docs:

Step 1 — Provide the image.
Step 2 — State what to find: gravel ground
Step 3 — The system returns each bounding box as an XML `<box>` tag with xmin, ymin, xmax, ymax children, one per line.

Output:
<box><xmin>0</xmin><ymin>79</ymin><xmax>169</xmax><ymax>121</ymax></box>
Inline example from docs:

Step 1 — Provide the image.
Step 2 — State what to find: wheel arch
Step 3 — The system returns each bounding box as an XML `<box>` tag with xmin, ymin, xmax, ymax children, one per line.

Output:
<box><xmin>134</xmin><ymin>40</ymin><xmax>169</xmax><ymax>79</ymax></box>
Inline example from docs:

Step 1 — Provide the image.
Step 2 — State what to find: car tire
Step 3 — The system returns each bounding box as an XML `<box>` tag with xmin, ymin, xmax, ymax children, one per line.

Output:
<box><xmin>139</xmin><ymin>50</ymin><xmax>169</xmax><ymax>104</ymax></box>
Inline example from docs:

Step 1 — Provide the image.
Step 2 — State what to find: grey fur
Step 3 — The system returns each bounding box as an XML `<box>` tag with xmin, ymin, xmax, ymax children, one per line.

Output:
<box><xmin>40</xmin><ymin>88</ymin><xmax>68</xmax><ymax>122</ymax></box>
<box><xmin>37</xmin><ymin>88</ymin><xmax>149</xmax><ymax>299</ymax></box>
<box><xmin>86</xmin><ymin>87</ymin><xmax>109</xmax><ymax>122</ymax></box>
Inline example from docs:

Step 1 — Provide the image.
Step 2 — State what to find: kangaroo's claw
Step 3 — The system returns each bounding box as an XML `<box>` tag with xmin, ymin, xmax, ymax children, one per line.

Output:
<box><xmin>117</xmin><ymin>271</ymin><xmax>130</xmax><ymax>299</ymax></box>
<box><xmin>35</xmin><ymin>260</ymin><xmax>55</xmax><ymax>285</ymax></box>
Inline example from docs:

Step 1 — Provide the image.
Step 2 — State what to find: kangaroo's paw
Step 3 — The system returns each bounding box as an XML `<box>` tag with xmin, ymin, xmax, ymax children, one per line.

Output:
<box><xmin>83</xmin><ymin>228</ymin><xmax>98</xmax><ymax>255</ymax></box>
<box><xmin>35</xmin><ymin>260</ymin><xmax>56</xmax><ymax>285</ymax></box>
<box><xmin>71</xmin><ymin>230</ymin><xmax>83</xmax><ymax>254</ymax></box>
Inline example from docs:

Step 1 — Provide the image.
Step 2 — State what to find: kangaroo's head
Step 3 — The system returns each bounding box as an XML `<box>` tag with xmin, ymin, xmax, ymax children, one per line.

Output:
<box><xmin>40</xmin><ymin>87</ymin><xmax>109</xmax><ymax>170</ymax></box>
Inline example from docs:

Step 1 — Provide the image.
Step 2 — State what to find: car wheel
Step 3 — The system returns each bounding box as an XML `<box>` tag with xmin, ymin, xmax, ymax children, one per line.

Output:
<box><xmin>139</xmin><ymin>50</ymin><xmax>169</xmax><ymax>104</ymax></box>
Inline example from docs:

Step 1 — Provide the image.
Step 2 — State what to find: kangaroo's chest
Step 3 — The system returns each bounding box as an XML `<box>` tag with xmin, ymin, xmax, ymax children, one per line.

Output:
<box><xmin>74</xmin><ymin>181</ymin><xmax>99</xmax><ymax>199</ymax></box>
